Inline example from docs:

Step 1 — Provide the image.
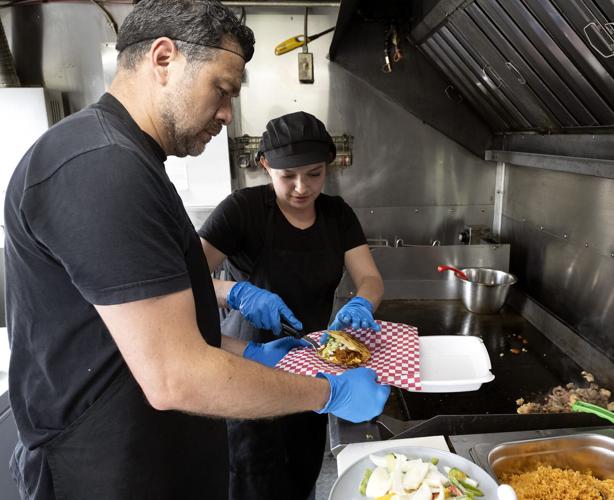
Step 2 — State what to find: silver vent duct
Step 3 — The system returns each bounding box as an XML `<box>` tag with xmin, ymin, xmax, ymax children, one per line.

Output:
<box><xmin>414</xmin><ymin>0</ymin><xmax>614</xmax><ymax>133</ymax></box>
<box><xmin>0</xmin><ymin>19</ymin><xmax>20</xmax><ymax>87</ymax></box>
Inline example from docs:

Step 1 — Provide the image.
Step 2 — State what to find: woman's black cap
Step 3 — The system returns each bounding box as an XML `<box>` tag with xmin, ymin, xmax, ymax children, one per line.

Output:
<box><xmin>256</xmin><ymin>112</ymin><xmax>336</xmax><ymax>169</ymax></box>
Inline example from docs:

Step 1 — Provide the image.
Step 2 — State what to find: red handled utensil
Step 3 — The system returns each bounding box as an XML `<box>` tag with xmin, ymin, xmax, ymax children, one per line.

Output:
<box><xmin>437</xmin><ymin>265</ymin><xmax>469</xmax><ymax>281</ymax></box>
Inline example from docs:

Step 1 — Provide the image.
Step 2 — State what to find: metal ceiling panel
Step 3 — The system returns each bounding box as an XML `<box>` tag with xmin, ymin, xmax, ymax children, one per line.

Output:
<box><xmin>555</xmin><ymin>0</ymin><xmax>614</xmax><ymax>76</ymax></box>
<box><xmin>423</xmin><ymin>37</ymin><xmax>509</xmax><ymax>130</ymax></box>
<box><xmin>420</xmin><ymin>44</ymin><xmax>493</xmax><ymax>127</ymax></box>
<box><xmin>475</xmin><ymin>0</ymin><xmax>597</xmax><ymax>126</ymax></box>
<box><xmin>523</xmin><ymin>0</ymin><xmax>614</xmax><ymax>109</ymax></box>
<box><xmin>467</xmin><ymin>2</ymin><xmax>578</xmax><ymax>127</ymax></box>
<box><xmin>593</xmin><ymin>0</ymin><xmax>614</xmax><ymax>20</ymax></box>
<box><xmin>448</xmin><ymin>10</ymin><xmax>556</xmax><ymax>128</ymax></box>
<box><xmin>417</xmin><ymin>0</ymin><xmax>614</xmax><ymax>132</ymax></box>
<box><xmin>498</xmin><ymin>0</ymin><xmax>614</xmax><ymax>124</ymax></box>
<box><xmin>437</xmin><ymin>26</ymin><xmax>530</xmax><ymax>128</ymax></box>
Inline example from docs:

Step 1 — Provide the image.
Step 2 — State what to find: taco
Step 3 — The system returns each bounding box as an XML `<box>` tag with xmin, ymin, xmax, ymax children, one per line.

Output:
<box><xmin>317</xmin><ymin>330</ymin><xmax>371</xmax><ymax>367</ymax></box>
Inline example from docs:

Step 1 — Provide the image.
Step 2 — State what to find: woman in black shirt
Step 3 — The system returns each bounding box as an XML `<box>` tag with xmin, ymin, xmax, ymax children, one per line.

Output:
<box><xmin>199</xmin><ymin>111</ymin><xmax>384</xmax><ymax>500</ymax></box>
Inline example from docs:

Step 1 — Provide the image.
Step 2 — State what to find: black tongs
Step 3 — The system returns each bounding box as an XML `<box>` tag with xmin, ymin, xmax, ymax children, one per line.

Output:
<box><xmin>280</xmin><ymin>319</ymin><xmax>320</xmax><ymax>349</ymax></box>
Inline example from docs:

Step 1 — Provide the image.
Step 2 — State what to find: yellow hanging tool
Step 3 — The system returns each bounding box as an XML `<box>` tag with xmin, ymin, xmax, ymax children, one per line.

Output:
<box><xmin>275</xmin><ymin>27</ymin><xmax>335</xmax><ymax>55</ymax></box>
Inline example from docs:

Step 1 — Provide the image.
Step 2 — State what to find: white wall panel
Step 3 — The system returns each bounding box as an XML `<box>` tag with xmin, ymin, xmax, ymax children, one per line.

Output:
<box><xmin>235</xmin><ymin>8</ymin><xmax>339</xmax><ymax>135</ymax></box>
<box><xmin>166</xmin><ymin>128</ymin><xmax>232</xmax><ymax>207</ymax></box>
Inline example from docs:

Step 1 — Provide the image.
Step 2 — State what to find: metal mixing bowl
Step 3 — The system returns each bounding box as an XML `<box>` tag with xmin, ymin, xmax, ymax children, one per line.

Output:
<box><xmin>456</xmin><ymin>268</ymin><xmax>517</xmax><ymax>314</ymax></box>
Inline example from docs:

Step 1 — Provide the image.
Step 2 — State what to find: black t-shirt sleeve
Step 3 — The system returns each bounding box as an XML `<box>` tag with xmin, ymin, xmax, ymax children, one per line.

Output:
<box><xmin>337</xmin><ymin>198</ymin><xmax>368</xmax><ymax>252</ymax></box>
<box><xmin>22</xmin><ymin>145</ymin><xmax>191</xmax><ymax>305</ymax></box>
<box><xmin>198</xmin><ymin>191</ymin><xmax>247</xmax><ymax>256</ymax></box>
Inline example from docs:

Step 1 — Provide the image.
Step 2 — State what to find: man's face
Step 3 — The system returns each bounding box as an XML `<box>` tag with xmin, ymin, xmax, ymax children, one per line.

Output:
<box><xmin>160</xmin><ymin>41</ymin><xmax>244</xmax><ymax>157</ymax></box>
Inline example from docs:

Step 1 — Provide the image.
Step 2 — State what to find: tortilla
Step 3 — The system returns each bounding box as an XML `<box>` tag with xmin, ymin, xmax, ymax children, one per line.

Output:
<box><xmin>317</xmin><ymin>330</ymin><xmax>371</xmax><ymax>367</ymax></box>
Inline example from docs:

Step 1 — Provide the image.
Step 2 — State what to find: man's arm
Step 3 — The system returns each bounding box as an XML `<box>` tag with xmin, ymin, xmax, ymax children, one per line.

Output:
<box><xmin>344</xmin><ymin>244</ymin><xmax>384</xmax><ymax>309</ymax></box>
<box><xmin>95</xmin><ymin>288</ymin><xmax>329</xmax><ymax>418</ymax></box>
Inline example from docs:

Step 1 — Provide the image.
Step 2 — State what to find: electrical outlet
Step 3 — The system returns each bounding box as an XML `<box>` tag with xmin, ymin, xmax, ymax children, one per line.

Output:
<box><xmin>298</xmin><ymin>52</ymin><xmax>314</xmax><ymax>84</ymax></box>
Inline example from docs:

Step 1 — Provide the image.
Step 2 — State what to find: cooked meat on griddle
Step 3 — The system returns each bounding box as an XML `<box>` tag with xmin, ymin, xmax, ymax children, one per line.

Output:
<box><xmin>516</xmin><ymin>371</ymin><xmax>614</xmax><ymax>414</ymax></box>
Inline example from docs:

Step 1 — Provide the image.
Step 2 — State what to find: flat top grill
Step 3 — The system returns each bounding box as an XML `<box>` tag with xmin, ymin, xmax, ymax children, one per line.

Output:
<box><xmin>328</xmin><ymin>298</ymin><xmax>607</xmax><ymax>455</ymax></box>
<box><xmin>374</xmin><ymin>300</ymin><xmax>587</xmax><ymax>420</ymax></box>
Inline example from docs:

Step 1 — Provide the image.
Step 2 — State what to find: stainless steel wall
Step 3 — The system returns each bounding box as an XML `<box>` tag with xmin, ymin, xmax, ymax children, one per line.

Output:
<box><xmin>325</xmin><ymin>64</ymin><xmax>496</xmax><ymax>245</ymax></box>
<box><xmin>502</xmin><ymin>164</ymin><xmax>614</xmax><ymax>360</ymax></box>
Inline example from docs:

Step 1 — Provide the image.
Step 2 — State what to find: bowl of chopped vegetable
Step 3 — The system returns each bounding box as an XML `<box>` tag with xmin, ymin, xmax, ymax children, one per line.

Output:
<box><xmin>329</xmin><ymin>446</ymin><xmax>502</xmax><ymax>500</ymax></box>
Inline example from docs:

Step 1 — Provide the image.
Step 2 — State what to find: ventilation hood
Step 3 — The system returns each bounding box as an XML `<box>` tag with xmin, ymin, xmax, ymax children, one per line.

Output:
<box><xmin>329</xmin><ymin>0</ymin><xmax>613</xmax><ymax>156</ymax></box>
<box><xmin>413</xmin><ymin>0</ymin><xmax>614</xmax><ymax>133</ymax></box>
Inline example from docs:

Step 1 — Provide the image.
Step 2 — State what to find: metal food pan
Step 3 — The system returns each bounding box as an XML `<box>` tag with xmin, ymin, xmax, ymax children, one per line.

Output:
<box><xmin>487</xmin><ymin>433</ymin><xmax>614</xmax><ymax>481</ymax></box>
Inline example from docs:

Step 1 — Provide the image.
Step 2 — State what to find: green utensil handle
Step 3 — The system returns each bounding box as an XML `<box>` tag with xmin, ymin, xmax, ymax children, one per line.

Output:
<box><xmin>572</xmin><ymin>401</ymin><xmax>614</xmax><ymax>424</ymax></box>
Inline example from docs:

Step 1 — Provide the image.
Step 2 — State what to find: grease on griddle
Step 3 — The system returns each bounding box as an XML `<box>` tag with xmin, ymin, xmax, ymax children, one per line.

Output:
<box><xmin>506</xmin><ymin>333</ymin><xmax>528</xmax><ymax>356</ymax></box>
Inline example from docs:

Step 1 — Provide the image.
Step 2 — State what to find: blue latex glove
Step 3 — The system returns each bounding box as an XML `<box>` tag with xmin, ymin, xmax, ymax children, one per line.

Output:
<box><xmin>243</xmin><ymin>337</ymin><xmax>311</xmax><ymax>368</ymax></box>
<box><xmin>228</xmin><ymin>281</ymin><xmax>303</xmax><ymax>336</ymax></box>
<box><xmin>323</xmin><ymin>297</ymin><xmax>380</xmax><ymax>343</ymax></box>
<box><xmin>316</xmin><ymin>368</ymin><xmax>390</xmax><ymax>423</ymax></box>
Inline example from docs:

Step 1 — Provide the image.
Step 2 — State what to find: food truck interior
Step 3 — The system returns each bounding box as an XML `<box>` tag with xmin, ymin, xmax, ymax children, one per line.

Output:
<box><xmin>0</xmin><ymin>0</ymin><xmax>613</xmax><ymax>498</ymax></box>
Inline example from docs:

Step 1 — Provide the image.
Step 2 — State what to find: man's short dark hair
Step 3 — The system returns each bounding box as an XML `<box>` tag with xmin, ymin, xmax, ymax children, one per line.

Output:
<box><xmin>117</xmin><ymin>0</ymin><xmax>255</xmax><ymax>70</ymax></box>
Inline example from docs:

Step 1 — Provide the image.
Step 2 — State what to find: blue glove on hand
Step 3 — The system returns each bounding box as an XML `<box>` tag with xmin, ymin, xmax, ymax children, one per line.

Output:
<box><xmin>243</xmin><ymin>337</ymin><xmax>311</xmax><ymax>368</ymax></box>
<box><xmin>326</xmin><ymin>296</ymin><xmax>380</xmax><ymax>338</ymax></box>
<box><xmin>228</xmin><ymin>281</ymin><xmax>303</xmax><ymax>336</ymax></box>
<box><xmin>316</xmin><ymin>368</ymin><xmax>390</xmax><ymax>423</ymax></box>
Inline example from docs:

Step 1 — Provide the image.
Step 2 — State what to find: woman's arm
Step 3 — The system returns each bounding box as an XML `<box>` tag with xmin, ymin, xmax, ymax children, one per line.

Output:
<box><xmin>199</xmin><ymin>238</ymin><xmax>256</xmax><ymax>356</ymax></box>
<box><xmin>201</xmin><ymin>237</ymin><xmax>303</xmax><ymax>337</ymax></box>
<box><xmin>201</xmin><ymin>237</ymin><xmax>236</xmax><ymax>308</ymax></box>
<box><xmin>200</xmin><ymin>238</ymin><xmax>246</xmax><ymax>354</ymax></box>
<box><xmin>344</xmin><ymin>244</ymin><xmax>384</xmax><ymax>310</ymax></box>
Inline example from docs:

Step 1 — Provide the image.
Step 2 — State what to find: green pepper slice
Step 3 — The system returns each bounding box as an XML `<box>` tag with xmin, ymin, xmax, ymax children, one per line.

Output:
<box><xmin>359</xmin><ymin>468</ymin><xmax>372</xmax><ymax>496</ymax></box>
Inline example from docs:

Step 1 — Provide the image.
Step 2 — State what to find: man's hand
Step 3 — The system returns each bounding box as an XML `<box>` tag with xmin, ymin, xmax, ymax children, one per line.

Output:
<box><xmin>243</xmin><ymin>337</ymin><xmax>310</xmax><ymax>368</ymax></box>
<box><xmin>316</xmin><ymin>368</ymin><xmax>390</xmax><ymax>423</ymax></box>
<box><xmin>328</xmin><ymin>296</ymin><xmax>380</xmax><ymax>332</ymax></box>
<box><xmin>227</xmin><ymin>281</ymin><xmax>302</xmax><ymax>335</ymax></box>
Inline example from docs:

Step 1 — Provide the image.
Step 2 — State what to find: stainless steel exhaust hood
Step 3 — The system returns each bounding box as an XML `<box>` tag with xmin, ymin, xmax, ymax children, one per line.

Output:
<box><xmin>413</xmin><ymin>0</ymin><xmax>614</xmax><ymax>133</ymax></box>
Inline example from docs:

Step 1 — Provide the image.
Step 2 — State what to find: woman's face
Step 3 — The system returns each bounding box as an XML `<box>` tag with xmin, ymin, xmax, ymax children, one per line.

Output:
<box><xmin>263</xmin><ymin>160</ymin><xmax>327</xmax><ymax>211</ymax></box>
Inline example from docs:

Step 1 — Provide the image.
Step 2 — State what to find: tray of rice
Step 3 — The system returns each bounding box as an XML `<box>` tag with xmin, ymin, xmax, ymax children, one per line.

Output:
<box><xmin>487</xmin><ymin>433</ymin><xmax>614</xmax><ymax>500</ymax></box>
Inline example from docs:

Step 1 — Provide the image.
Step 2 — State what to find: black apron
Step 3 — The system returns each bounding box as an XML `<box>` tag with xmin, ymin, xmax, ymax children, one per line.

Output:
<box><xmin>41</xmin><ymin>230</ymin><xmax>229</xmax><ymax>500</ymax></box>
<box><xmin>222</xmin><ymin>190</ymin><xmax>344</xmax><ymax>500</ymax></box>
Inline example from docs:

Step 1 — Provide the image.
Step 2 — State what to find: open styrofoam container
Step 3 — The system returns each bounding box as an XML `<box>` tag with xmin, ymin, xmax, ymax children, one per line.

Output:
<box><xmin>408</xmin><ymin>335</ymin><xmax>495</xmax><ymax>393</ymax></box>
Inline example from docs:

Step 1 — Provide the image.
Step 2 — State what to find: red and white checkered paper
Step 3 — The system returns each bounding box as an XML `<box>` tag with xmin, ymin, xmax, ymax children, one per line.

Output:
<box><xmin>275</xmin><ymin>320</ymin><xmax>421</xmax><ymax>391</ymax></box>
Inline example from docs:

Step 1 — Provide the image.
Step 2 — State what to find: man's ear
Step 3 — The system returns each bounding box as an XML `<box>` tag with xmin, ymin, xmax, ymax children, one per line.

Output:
<box><xmin>259</xmin><ymin>157</ymin><xmax>270</xmax><ymax>173</ymax></box>
<box><xmin>148</xmin><ymin>37</ymin><xmax>177</xmax><ymax>85</ymax></box>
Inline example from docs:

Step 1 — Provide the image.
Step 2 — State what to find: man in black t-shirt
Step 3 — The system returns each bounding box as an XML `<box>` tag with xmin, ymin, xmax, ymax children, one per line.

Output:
<box><xmin>4</xmin><ymin>2</ymin><xmax>390</xmax><ymax>499</ymax></box>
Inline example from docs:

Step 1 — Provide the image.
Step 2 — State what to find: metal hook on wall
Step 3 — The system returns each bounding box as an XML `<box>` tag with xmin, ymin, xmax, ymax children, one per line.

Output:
<box><xmin>382</xmin><ymin>24</ymin><xmax>392</xmax><ymax>73</ymax></box>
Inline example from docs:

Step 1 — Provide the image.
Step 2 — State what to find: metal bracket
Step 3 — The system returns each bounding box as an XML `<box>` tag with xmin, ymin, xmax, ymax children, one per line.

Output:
<box><xmin>444</xmin><ymin>85</ymin><xmax>463</xmax><ymax>103</ymax></box>
<box><xmin>584</xmin><ymin>21</ymin><xmax>614</xmax><ymax>58</ymax></box>
<box><xmin>493</xmin><ymin>161</ymin><xmax>506</xmax><ymax>239</ymax></box>
<box><xmin>229</xmin><ymin>134</ymin><xmax>354</xmax><ymax>170</ymax></box>
<box><xmin>481</xmin><ymin>65</ymin><xmax>503</xmax><ymax>90</ymax></box>
<box><xmin>504</xmin><ymin>61</ymin><xmax>526</xmax><ymax>85</ymax></box>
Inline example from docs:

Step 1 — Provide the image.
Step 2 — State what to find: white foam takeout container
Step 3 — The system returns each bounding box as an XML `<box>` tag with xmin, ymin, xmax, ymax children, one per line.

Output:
<box><xmin>408</xmin><ymin>335</ymin><xmax>495</xmax><ymax>393</ymax></box>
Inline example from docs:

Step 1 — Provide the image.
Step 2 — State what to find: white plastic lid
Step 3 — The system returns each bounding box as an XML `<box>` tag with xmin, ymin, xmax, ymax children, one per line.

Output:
<box><xmin>408</xmin><ymin>335</ymin><xmax>495</xmax><ymax>393</ymax></box>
